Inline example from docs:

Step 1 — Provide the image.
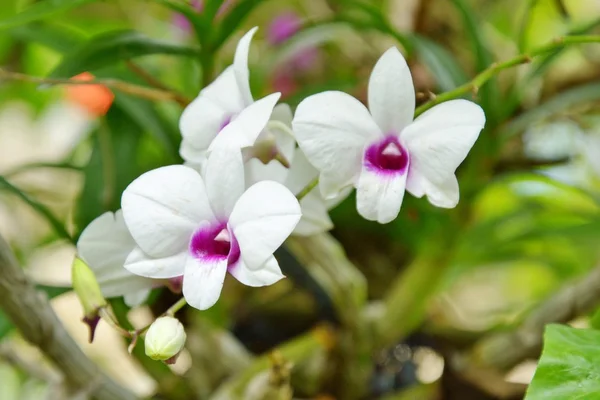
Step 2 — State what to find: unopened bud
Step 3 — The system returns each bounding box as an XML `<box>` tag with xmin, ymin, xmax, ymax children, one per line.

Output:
<box><xmin>72</xmin><ymin>257</ymin><xmax>107</xmax><ymax>342</ymax></box>
<box><xmin>145</xmin><ymin>316</ymin><xmax>186</xmax><ymax>364</ymax></box>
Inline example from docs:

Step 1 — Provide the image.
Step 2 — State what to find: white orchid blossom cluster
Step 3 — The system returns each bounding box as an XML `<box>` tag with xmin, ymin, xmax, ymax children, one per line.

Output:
<box><xmin>76</xmin><ymin>27</ymin><xmax>485</xmax><ymax>311</ymax></box>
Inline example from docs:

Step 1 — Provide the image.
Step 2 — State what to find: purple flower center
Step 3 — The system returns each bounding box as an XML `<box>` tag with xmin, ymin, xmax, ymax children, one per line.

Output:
<box><xmin>364</xmin><ymin>136</ymin><xmax>409</xmax><ymax>174</ymax></box>
<box><xmin>189</xmin><ymin>222</ymin><xmax>240</xmax><ymax>265</ymax></box>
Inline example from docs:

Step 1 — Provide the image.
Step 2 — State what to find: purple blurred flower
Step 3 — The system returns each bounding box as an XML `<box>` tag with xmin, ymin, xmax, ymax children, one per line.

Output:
<box><xmin>173</xmin><ymin>0</ymin><xmax>204</xmax><ymax>33</ymax></box>
<box><xmin>268</xmin><ymin>12</ymin><xmax>301</xmax><ymax>44</ymax></box>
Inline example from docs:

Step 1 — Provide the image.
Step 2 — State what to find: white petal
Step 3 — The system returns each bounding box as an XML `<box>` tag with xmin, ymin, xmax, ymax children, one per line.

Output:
<box><xmin>121</xmin><ymin>165</ymin><xmax>214</xmax><ymax>258</ymax></box>
<box><xmin>245</xmin><ymin>158</ymin><xmax>288</xmax><ymax>185</ymax></box>
<box><xmin>205</xmin><ymin>147</ymin><xmax>245</xmax><ymax>218</ymax></box>
<box><xmin>77</xmin><ymin>211</ymin><xmax>156</xmax><ymax>299</ymax></box>
<box><xmin>208</xmin><ymin>93</ymin><xmax>281</xmax><ymax>151</ymax></box>
<box><xmin>124</xmin><ymin>289</ymin><xmax>152</xmax><ymax>307</ymax></box>
<box><xmin>234</xmin><ymin>27</ymin><xmax>258</xmax><ymax>106</ymax></box>
<box><xmin>200</xmin><ymin>66</ymin><xmax>245</xmax><ymax>113</ymax></box>
<box><xmin>229</xmin><ymin>181</ymin><xmax>301</xmax><ymax>269</ymax></box>
<box><xmin>402</xmin><ymin>100</ymin><xmax>485</xmax><ymax>200</ymax></box>
<box><xmin>228</xmin><ymin>256</ymin><xmax>285</xmax><ymax>287</ymax></box>
<box><xmin>270</xmin><ymin>103</ymin><xmax>293</xmax><ymax>126</ymax></box>
<box><xmin>292</xmin><ymin>91</ymin><xmax>381</xmax><ymax>198</ymax></box>
<box><xmin>179</xmin><ymin>139</ymin><xmax>208</xmax><ymax>167</ymax></box>
<box><xmin>182</xmin><ymin>256</ymin><xmax>228</xmax><ymax>310</ymax></box>
<box><xmin>294</xmin><ymin>191</ymin><xmax>333</xmax><ymax>236</ymax></box>
<box><xmin>179</xmin><ymin>95</ymin><xmax>230</xmax><ymax>153</ymax></box>
<box><xmin>356</xmin><ymin>165</ymin><xmax>408</xmax><ymax>224</ymax></box>
<box><xmin>407</xmin><ymin>173</ymin><xmax>460</xmax><ymax>208</ymax></box>
<box><xmin>368</xmin><ymin>47</ymin><xmax>415</xmax><ymax>133</ymax></box>
<box><xmin>124</xmin><ymin>247</ymin><xmax>187</xmax><ymax>279</ymax></box>
<box><xmin>284</xmin><ymin>148</ymin><xmax>318</xmax><ymax>195</ymax></box>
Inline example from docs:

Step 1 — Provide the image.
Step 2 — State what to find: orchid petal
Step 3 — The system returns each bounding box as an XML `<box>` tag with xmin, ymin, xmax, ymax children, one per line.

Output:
<box><xmin>121</xmin><ymin>165</ymin><xmax>214</xmax><ymax>258</ymax></box>
<box><xmin>182</xmin><ymin>256</ymin><xmax>228</xmax><ymax>310</ymax></box>
<box><xmin>209</xmin><ymin>92</ymin><xmax>281</xmax><ymax>151</ymax></box>
<box><xmin>77</xmin><ymin>210</ymin><xmax>155</xmax><ymax>299</ymax></box>
<box><xmin>229</xmin><ymin>181</ymin><xmax>301</xmax><ymax>269</ymax></box>
<box><xmin>356</xmin><ymin>165</ymin><xmax>408</xmax><ymax>224</ymax></box>
<box><xmin>295</xmin><ymin>191</ymin><xmax>334</xmax><ymax>235</ymax></box>
<box><xmin>200</xmin><ymin>66</ymin><xmax>245</xmax><ymax>113</ymax></box>
<box><xmin>402</xmin><ymin>100</ymin><xmax>485</xmax><ymax>206</ymax></box>
<box><xmin>368</xmin><ymin>47</ymin><xmax>415</xmax><ymax>133</ymax></box>
<box><xmin>292</xmin><ymin>91</ymin><xmax>381</xmax><ymax>198</ymax></box>
<box><xmin>228</xmin><ymin>256</ymin><xmax>285</xmax><ymax>287</ymax></box>
<box><xmin>205</xmin><ymin>147</ymin><xmax>245</xmax><ymax>218</ymax></box>
<box><xmin>179</xmin><ymin>95</ymin><xmax>230</xmax><ymax>155</ymax></box>
<box><xmin>124</xmin><ymin>247</ymin><xmax>187</xmax><ymax>279</ymax></box>
<box><xmin>179</xmin><ymin>139</ymin><xmax>208</xmax><ymax>168</ymax></box>
<box><xmin>124</xmin><ymin>289</ymin><xmax>152</xmax><ymax>307</ymax></box>
<box><xmin>234</xmin><ymin>27</ymin><xmax>258</xmax><ymax>106</ymax></box>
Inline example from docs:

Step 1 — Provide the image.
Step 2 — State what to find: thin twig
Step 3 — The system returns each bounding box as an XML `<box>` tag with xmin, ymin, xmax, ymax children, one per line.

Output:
<box><xmin>125</xmin><ymin>61</ymin><xmax>192</xmax><ymax>107</ymax></box>
<box><xmin>0</xmin><ymin>68</ymin><xmax>187</xmax><ymax>104</ymax></box>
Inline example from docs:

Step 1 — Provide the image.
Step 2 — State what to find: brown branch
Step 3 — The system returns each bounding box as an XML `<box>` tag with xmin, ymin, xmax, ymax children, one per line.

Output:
<box><xmin>0</xmin><ymin>234</ymin><xmax>138</xmax><ymax>400</ymax></box>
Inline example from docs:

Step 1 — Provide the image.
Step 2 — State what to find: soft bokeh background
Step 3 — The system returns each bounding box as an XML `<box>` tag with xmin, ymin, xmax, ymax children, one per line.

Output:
<box><xmin>1</xmin><ymin>0</ymin><xmax>600</xmax><ymax>399</ymax></box>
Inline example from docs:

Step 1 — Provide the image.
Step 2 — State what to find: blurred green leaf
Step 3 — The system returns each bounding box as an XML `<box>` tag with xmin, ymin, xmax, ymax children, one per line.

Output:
<box><xmin>410</xmin><ymin>35</ymin><xmax>468</xmax><ymax>91</ymax></box>
<box><xmin>0</xmin><ymin>176</ymin><xmax>72</xmax><ymax>243</ymax></box>
<box><xmin>113</xmin><ymin>93</ymin><xmax>180</xmax><ymax>161</ymax></box>
<box><xmin>526</xmin><ymin>324</ymin><xmax>600</xmax><ymax>399</ymax></box>
<box><xmin>450</xmin><ymin>0</ymin><xmax>500</xmax><ymax>125</ymax></box>
<box><xmin>213</xmin><ymin>0</ymin><xmax>266</xmax><ymax>50</ymax></box>
<box><xmin>75</xmin><ymin>106</ymin><xmax>143</xmax><ymax>232</ymax></box>
<box><xmin>501</xmin><ymin>82</ymin><xmax>600</xmax><ymax>142</ymax></box>
<box><xmin>9</xmin><ymin>22</ymin><xmax>85</xmax><ymax>52</ymax></box>
<box><xmin>49</xmin><ymin>30</ymin><xmax>200</xmax><ymax>78</ymax></box>
<box><xmin>0</xmin><ymin>311</ymin><xmax>12</xmax><ymax>339</ymax></box>
<box><xmin>0</xmin><ymin>0</ymin><xmax>93</xmax><ymax>30</ymax></box>
<box><xmin>153</xmin><ymin>0</ymin><xmax>207</xmax><ymax>43</ymax></box>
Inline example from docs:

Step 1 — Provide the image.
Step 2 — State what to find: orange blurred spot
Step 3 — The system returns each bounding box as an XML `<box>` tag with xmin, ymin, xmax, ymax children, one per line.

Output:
<box><xmin>65</xmin><ymin>72</ymin><xmax>114</xmax><ymax>117</ymax></box>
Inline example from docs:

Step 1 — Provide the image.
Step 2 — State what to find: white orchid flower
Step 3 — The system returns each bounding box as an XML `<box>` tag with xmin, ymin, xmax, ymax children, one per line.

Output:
<box><xmin>121</xmin><ymin>148</ymin><xmax>301</xmax><ymax>310</ymax></box>
<box><xmin>179</xmin><ymin>27</ymin><xmax>281</xmax><ymax>168</ymax></box>
<box><xmin>292</xmin><ymin>47</ymin><xmax>486</xmax><ymax>224</ymax></box>
<box><xmin>245</xmin><ymin>105</ymin><xmax>347</xmax><ymax>235</ymax></box>
<box><xmin>76</xmin><ymin>210</ymin><xmax>156</xmax><ymax>307</ymax></box>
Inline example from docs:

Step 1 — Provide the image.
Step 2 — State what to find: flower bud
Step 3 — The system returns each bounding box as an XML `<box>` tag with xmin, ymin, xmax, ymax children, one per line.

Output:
<box><xmin>72</xmin><ymin>257</ymin><xmax>107</xmax><ymax>342</ymax></box>
<box><xmin>145</xmin><ymin>316</ymin><xmax>186</xmax><ymax>364</ymax></box>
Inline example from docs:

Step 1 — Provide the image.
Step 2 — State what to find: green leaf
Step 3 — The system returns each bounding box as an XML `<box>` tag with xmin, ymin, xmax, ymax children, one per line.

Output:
<box><xmin>49</xmin><ymin>30</ymin><xmax>200</xmax><ymax>78</ymax></box>
<box><xmin>153</xmin><ymin>0</ymin><xmax>208</xmax><ymax>43</ymax></box>
<box><xmin>112</xmin><ymin>93</ymin><xmax>180</xmax><ymax>161</ymax></box>
<box><xmin>212</xmin><ymin>0</ymin><xmax>266</xmax><ymax>50</ymax></box>
<box><xmin>9</xmin><ymin>22</ymin><xmax>85</xmax><ymax>52</ymax></box>
<box><xmin>526</xmin><ymin>324</ymin><xmax>600</xmax><ymax>399</ymax></box>
<box><xmin>501</xmin><ymin>82</ymin><xmax>600</xmax><ymax>142</ymax></box>
<box><xmin>0</xmin><ymin>0</ymin><xmax>93</xmax><ymax>30</ymax></box>
<box><xmin>449</xmin><ymin>0</ymin><xmax>500</xmax><ymax>125</ymax></box>
<box><xmin>75</xmin><ymin>105</ymin><xmax>143</xmax><ymax>232</ymax></box>
<box><xmin>410</xmin><ymin>35</ymin><xmax>468</xmax><ymax>91</ymax></box>
<box><xmin>0</xmin><ymin>176</ymin><xmax>73</xmax><ymax>243</ymax></box>
<box><xmin>0</xmin><ymin>311</ymin><xmax>12</xmax><ymax>339</ymax></box>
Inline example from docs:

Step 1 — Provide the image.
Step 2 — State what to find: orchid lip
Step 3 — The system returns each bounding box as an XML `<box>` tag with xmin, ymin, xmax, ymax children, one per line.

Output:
<box><xmin>364</xmin><ymin>135</ymin><xmax>409</xmax><ymax>175</ymax></box>
<box><xmin>189</xmin><ymin>222</ymin><xmax>240</xmax><ymax>265</ymax></box>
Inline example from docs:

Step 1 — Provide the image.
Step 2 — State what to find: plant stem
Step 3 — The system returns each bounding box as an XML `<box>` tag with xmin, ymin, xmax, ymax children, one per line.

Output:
<box><xmin>415</xmin><ymin>35</ymin><xmax>600</xmax><ymax>116</ymax></box>
<box><xmin>125</xmin><ymin>61</ymin><xmax>192</xmax><ymax>107</ymax></box>
<box><xmin>296</xmin><ymin>177</ymin><xmax>319</xmax><ymax>201</ymax></box>
<box><xmin>0</xmin><ymin>68</ymin><xmax>186</xmax><ymax>104</ymax></box>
